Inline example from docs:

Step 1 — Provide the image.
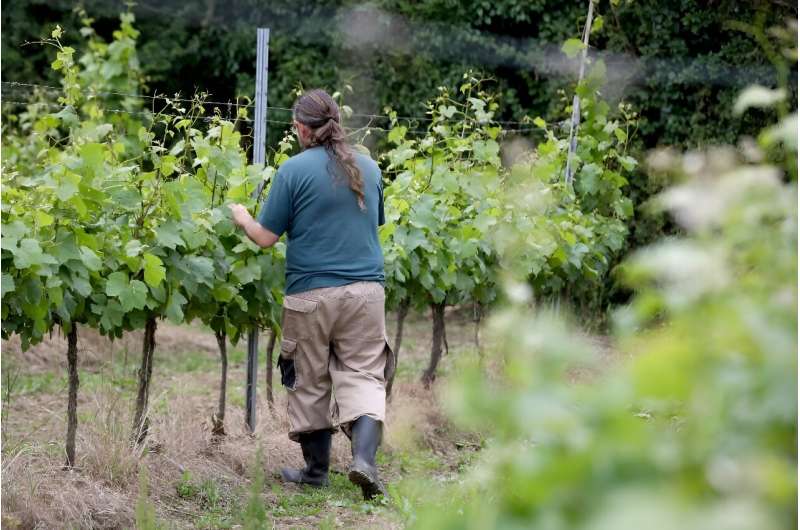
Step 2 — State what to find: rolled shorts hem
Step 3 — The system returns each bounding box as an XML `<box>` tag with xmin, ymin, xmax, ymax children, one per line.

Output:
<box><xmin>288</xmin><ymin>425</ymin><xmax>337</xmax><ymax>443</ymax></box>
<box><xmin>337</xmin><ymin>412</ymin><xmax>384</xmax><ymax>439</ymax></box>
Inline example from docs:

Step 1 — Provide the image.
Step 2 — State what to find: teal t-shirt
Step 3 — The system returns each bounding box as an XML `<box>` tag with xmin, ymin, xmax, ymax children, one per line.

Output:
<box><xmin>256</xmin><ymin>146</ymin><xmax>385</xmax><ymax>295</ymax></box>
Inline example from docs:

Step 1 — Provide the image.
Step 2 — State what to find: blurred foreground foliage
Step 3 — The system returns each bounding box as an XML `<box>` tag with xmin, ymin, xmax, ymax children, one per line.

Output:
<box><xmin>404</xmin><ymin>82</ymin><xmax>798</xmax><ymax>530</ymax></box>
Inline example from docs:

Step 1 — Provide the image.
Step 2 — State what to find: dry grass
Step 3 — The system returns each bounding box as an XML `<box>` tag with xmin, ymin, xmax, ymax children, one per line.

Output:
<box><xmin>1</xmin><ymin>309</ymin><xmax>483</xmax><ymax>529</ymax></box>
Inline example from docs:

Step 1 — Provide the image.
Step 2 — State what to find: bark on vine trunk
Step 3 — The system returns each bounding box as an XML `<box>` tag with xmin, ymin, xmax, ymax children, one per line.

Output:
<box><xmin>473</xmin><ymin>301</ymin><xmax>483</xmax><ymax>358</ymax></box>
<box><xmin>265</xmin><ymin>329</ymin><xmax>277</xmax><ymax>410</ymax></box>
<box><xmin>212</xmin><ymin>329</ymin><xmax>227</xmax><ymax>436</ymax></box>
<box><xmin>421</xmin><ymin>302</ymin><xmax>446</xmax><ymax>389</ymax></box>
<box><xmin>386</xmin><ymin>300</ymin><xmax>409</xmax><ymax>400</ymax></box>
<box><xmin>65</xmin><ymin>325</ymin><xmax>79</xmax><ymax>468</ymax></box>
<box><xmin>131</xmin><ymin>317</ymin><xmax>157</xmax><ymax>445</ymax></box>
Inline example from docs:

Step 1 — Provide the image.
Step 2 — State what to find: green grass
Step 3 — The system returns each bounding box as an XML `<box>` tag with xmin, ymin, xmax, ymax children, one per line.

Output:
<box><xmin>383</xmin><ymin>448</ymin><xmax>445</xmax><ymax>476</ymax></box>
<box><xmin>4</xmin><ymin>369</ymin><xmax>64</xmax><ymax>396</ymax></box>
<box><xmin>228</xmin><ymin>347</ymin><xmax>247</xmax><ymax>365</ymax></box>
<box><xmin>172</xmin><ymin>470</ymin><xmax>240</xmax><ymax>529</ymax></box>
<box><xmin>269</xmin><ymin>473</ymin><xmax>387</xmax><ymax>519</ymax></box>
<box><xmin>158</xmin><ymin>350</ymin><xmax>219</xmax><ymax>373</ymax></box>
<box><xmin>3</xmin><ymin>315</ymin><xmax>479</xmax><ymax>529</ymax></box>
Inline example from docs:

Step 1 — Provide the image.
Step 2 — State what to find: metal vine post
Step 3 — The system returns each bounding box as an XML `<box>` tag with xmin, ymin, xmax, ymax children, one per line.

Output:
<box><xmin>245</xmin><ymin>27</ymin><xmax>270</xmax><ymax>433</ymax></box>
<box><xmin>564</xmin><ymin>0</ymin><xmax>595</xmax><ymax>185</ymax></box>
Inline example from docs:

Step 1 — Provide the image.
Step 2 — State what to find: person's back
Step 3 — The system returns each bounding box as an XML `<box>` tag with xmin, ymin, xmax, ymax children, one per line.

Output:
<box><xmin>257</xmin><ymin>146</ymin><xmax>385</xmax><ymax>295</ymax></box>
<box><xmin>229</xmin><ymin>88</ymin><xmax>392</xmax><ymax>501</ymax></box>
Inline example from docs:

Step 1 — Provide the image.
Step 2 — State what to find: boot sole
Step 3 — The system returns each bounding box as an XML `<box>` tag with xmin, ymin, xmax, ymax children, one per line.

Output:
<box><xmin>348</xmin><ymin>468</ymin><xmax>384</xmax><ymax>500</ymax></box>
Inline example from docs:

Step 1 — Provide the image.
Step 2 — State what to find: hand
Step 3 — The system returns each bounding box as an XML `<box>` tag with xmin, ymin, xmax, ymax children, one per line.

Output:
<box><xmin>228</xmin><ymin>203</ymin><xmax>253</xmax><ymax>228</ymax></box>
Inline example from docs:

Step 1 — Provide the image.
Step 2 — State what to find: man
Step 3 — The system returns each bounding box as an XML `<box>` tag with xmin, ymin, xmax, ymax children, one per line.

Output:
<box><xmin>229</xmin><ymin>89</ymin><xmax>393</xmax><ymax>500</ymax></box>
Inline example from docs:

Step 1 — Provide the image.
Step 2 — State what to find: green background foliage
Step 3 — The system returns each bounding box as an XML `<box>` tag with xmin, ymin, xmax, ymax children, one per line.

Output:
<box><xmin>3</xmin><ymin>0</ymin><xmax>795</xmax><ymax>149</ymax></box>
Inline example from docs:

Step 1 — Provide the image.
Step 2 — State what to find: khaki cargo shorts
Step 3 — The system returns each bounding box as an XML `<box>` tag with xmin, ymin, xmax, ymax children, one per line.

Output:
<box><xmin>277</xmin><ymin>281</ymin><xmax>395</xmax><ymax>442</ymax></box>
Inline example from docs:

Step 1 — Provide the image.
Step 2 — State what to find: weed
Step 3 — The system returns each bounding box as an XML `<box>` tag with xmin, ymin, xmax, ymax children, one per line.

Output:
<box><xmin>176</xmin><ymin>471</ymin><xmax>199</xmax><ymax>500</ymax></box>
<box><xmin>240</xmin><ymin>448</ymin><xmax>270</xmax><ymax>530</ymax></box>
<box><xmin>135</xmin><ymin>466</ymin><xmax>162</xmax><ymax>530</ymax></box>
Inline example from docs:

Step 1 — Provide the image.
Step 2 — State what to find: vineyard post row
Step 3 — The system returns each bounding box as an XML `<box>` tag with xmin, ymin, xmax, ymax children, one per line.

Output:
<box><xmin>244</xmin><ymin>27</ymin><xmax>271</xmax><ymax>434</ymax></box>
<box><xmin>2</xmin><ymin>5</ymin><xmax>630</xmax><ymax>467</ymax></box>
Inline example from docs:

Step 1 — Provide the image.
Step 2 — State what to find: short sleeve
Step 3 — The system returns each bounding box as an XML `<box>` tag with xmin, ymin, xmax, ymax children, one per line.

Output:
<box><xmin>378</xmin><ymin>177</ymin><xmax>385</xmax><ymax>227</ymax></box>
<box><xmin>257</xmin><ymin>168</ymin><xmax>291</xmax><ymax>236</ymax></box>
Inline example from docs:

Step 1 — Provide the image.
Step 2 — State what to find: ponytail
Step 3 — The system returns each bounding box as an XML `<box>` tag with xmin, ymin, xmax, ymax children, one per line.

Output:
<box><xmin>293</xmin><ymin>89</ymin><xmax>365</xmax><ymax>211</ymax></box>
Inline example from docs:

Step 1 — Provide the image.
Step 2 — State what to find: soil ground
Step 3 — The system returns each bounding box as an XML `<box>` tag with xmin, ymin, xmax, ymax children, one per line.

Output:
<box><xmin>1</xmin><ymin>307</ymin><xmax>485</xmax><ymax>529</ymax></box>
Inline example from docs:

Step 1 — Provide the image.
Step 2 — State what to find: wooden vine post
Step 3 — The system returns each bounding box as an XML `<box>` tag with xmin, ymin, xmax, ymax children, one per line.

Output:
<box><xmin>64</xmin><ymin>325</ymin><xmax>79</xmax><ymax>468</ymax></box>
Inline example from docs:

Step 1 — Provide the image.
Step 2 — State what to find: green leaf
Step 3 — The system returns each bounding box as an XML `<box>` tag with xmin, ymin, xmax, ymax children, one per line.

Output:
<box><xmin>185</xmin><ymin>256</ymin><xmax>215</xmax><ymax>286</ymax></box>
<box><xmin>105</xmin><ymin>271</ymin><xmax>129</xmax><ymax>297</ymax></box>
<box><xmin>388</xmin><ymin>126</ymin><xmax>407</xmax><ymax>145</ymax></box>
<box><xmin>618</xmin><ymin>155</ymin><xmax>638</xmax><ymax>172</ymax></box>
<box><xmin>119</xmin><ymin>279</ymin><xmax>148</xmax><ymax>312</ymax></box>
<box><xmin>149</xmin><ymin>283</ymin><xmax>166</xmax><ymax>304</ymax></box>
<box><xmin>473</xmin><ymin>140</ymin><xmax>499</xmax><ymax>162</ymax></box>
<box><xmin>20</xmin><ymin>276</ymin><xmax>43</xmax><ymax>306</ymax></box>
<box><xmin>212</xmin><ymin>284</ymin><xmax>237</xmax><ymax>303</ymax></box>
<box><xmin>36</xmin><ymin>211</ymin><xmax>54</xmax><ymax>227</ymax></box>
<box><xmin>586</xmin><ymin>59</ymin><xmax>607</xmax><ymax>87</ymax></box>
<box><xmin>143</xmin><ymin>253</ymin><xmax>166</xmax><ymax>287</ymax></box>
<box><xmin>231</xmin><ymin>258</ymin><xmax>261</xmax><ymax>285</ymax></box>
<box><xmin>160</xmin><ymin>155</ymin><xmax>178</xmax><ymax>177</ymax></box>
<box><xmin>232</xmin><ymin>240</ymin><xmax>260</xmax><ymax>254</ymax></box>
<box><xmin>90</xmin><ymin>123</ymin><xmax>113</xmax><ymax>141</ymax></box>
<box><xmin>591</xmin><ymin>15</ymin><xmax>604</xmax><ymax>34</ymax></box>
<box><xmin>100</xmin><ymin>299</ymin><xmax>125</xmax><ymax>332</ymax></box>
<box><xmin>70</xmin><ymin>275</ymin><xmax>92</xmax><ymax>297</ymax></box>
<box><xmin>14</xmin><ymin>239</ymin><xmax>56</xmax><ymax>269</ymax></box>
<box><xmin>3</xmin><ymin>220</ymin><xmax>28</xmax><ymax>241</ymax></box>
<box><xmin>56</xmin><ymin>172</ymin><xmax>81</xmax><ymax>201</ymax></box>
<box><xmin>80</xmin><ymin>143</ymin><xmax>105</xmax><ymax>174</ymax></box>
<box><xmin>125</xmin><ymin>239</ymin><xmax>143</xmax><ymax>257</ymax></box>
<box><xmin>2</xmin><ymin>274</ymin><xmax>16</xmax><ymax>298</ymax></box>
<box><xmin>533</xmin><ymin>117</ymin><xmax>547</xmax><ymax>129</ymax></box>
<box><xmin>562</xmin><ymin>38</ymin><xmax>586</xmax><ymax>58</ymax></box>
<box><xmin>440</xmin><ymin>105</ymin><xmax>458</xmax><ymax>118</ymax></box>
<box><xmin>48</xmin><ymin>285</ymin><xmax>64</xmax><ymax>306</ymax></box>
<box><xmin>166</xmin><ymin>290</ymin><xmax>188</xmax><ymax>323</ymax></box>
<box><xmin>79</xmin><ymin>246</ymin><xmax>103</xmax><ymax>271</ymax></box>
<box><xmin>155</xmin><ymin>222</ymin><xmax>184</xmax><ymax>249</ymax></box>
<box><xmin>577</xmin><ymin>163</ymin><xmax>602</xmax><ymax>194</ymax></box>
<box><xmin>615</xmin><ymin>197</ymin><xmax>634</xmax><ymax>218</ymax></box>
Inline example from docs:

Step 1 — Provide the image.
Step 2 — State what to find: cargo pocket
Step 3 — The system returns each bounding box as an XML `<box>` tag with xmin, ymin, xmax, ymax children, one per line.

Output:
<box><xmin>278</xmin><ymin>338</ymin><xmax>298</xmax><ymax>391</ymax></box>
<box><xmin>383</xmin><ymin>334</ymin><xmax>396</xmax><ymax>384</ymax></box>
<box><xmin>282</xmin><ymin>295</ymin><xmax>319</xmax><ymax>340</ymax></box>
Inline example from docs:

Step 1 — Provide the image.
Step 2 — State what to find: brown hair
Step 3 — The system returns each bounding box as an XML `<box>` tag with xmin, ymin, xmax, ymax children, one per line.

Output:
<box><xmin>293</xmin><ymin>89</ymin><xmax>365</xmax><ymax>210</ymax></box>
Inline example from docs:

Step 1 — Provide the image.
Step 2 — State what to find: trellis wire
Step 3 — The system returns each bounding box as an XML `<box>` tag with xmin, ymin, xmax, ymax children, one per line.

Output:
<box><xmin>2</xmin><ymin>79</ymin><xmax>549</xmax><ymax>130</ymax></box>
<box><xmin>1</xmin><ymin>98</ymin><xmax>545</xmax><ymax>135</ymax></box>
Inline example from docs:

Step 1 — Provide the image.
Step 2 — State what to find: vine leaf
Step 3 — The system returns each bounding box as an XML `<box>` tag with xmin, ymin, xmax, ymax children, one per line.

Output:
<box><xmin>143</xmin><ymin>253</ymin><xmax>166</xmax><ymax>287</ymax></box>
<box><xmin>562</xmin><ymin>38</ymin><xmax>586</xmax><ymax>58</ymax></box>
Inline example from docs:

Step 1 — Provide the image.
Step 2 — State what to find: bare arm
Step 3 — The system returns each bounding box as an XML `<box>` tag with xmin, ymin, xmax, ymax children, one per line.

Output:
<box><xmin>229</xmin><ymin>204</ymin><xmax>280</xmax><ymax>248</ymax></box>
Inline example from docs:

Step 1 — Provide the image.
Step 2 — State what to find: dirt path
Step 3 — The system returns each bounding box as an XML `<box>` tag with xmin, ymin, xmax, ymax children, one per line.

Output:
<box><xmin>1</xmin><ymin>310</ymin><xmax>482</xmax><ymax>529</ymax></box>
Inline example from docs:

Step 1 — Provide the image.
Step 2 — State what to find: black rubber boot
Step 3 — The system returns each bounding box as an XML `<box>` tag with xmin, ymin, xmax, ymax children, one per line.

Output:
<box><xmin>280</xmin><ymin>429</ymin><xmax>331</xmax><ymax>487</ymax></box>
<box><xmin>348</xmin><ymin>416</ymin><xmax>388</xmax><ymax>500</ymax></box>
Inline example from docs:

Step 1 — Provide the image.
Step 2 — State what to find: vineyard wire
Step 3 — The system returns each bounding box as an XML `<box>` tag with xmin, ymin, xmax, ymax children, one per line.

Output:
<box><xmin>1</xmin><ymin>80</ymin><xmax>553</xmax><ymax>130</ymax></box>
<box><xmin>1</xmin><ymin>98</ymin><xmax>547</xmax><ymax>135</ymax></box>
